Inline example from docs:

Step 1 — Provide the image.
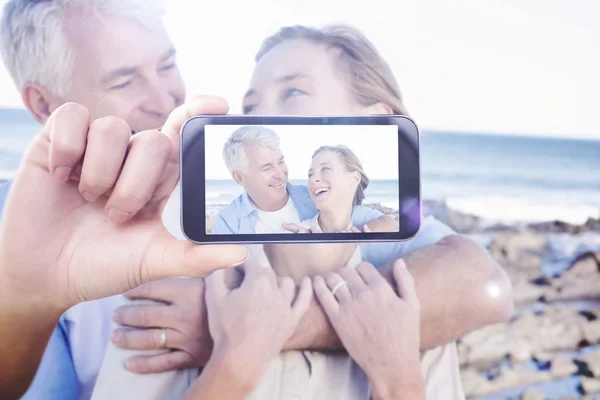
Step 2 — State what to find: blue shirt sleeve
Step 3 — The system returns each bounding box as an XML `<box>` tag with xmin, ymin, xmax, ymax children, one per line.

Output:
<box><xmin>21</xmin><ymin>318</ymin><xmax>79</xmax><ymax>400</ymax></box>
<box><xmin>211</xmin><ymin>212</ymin><xmax>234</xmax><ymax>234</ymax></box>
<box><xmin>350</xmin><ymin>205</ymin><xmax>384</xmax><ymax>228</ymax></box>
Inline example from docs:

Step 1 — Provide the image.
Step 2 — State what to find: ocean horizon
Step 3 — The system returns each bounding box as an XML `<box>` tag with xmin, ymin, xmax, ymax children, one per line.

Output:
<box><xmin>1</xmin><ymin>107</ymin><xmax>599</xmax><ymax>225</ymax></box>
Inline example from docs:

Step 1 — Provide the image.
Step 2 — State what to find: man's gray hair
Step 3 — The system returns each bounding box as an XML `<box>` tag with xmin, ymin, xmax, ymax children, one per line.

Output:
<box><xmin>0</xmin><ymin>0</ymin><xmax>167</xmax><ymax>97</ymax></box>
<box><xmin>222</xmin><ymin>125</ymin><xmax>281</xmax><ymax>173</ymax></box>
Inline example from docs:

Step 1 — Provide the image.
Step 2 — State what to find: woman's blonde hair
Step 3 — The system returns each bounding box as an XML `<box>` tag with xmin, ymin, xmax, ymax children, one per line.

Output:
<box><xmin>312</xmin><ymin>145</ymin><xmax>369</xmax><ymax>206</ymax></box>
<box><xmin>256</xmin><ymin>24</ymin><xmax>408</xmax><ymax>116</ymax></box>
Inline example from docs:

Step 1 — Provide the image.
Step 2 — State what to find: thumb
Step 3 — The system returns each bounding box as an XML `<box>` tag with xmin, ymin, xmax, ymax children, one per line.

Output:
<box><xmin>140</xmin><ymin>232</ymin><xmax>248</xmax><ymax>283</ymax></box>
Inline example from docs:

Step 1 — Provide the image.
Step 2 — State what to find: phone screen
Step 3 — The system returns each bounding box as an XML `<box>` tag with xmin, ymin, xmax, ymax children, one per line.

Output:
<box><xmin>180</xmin><ymin>115</ymin><xmax>420</xmax><ymax>244</ymax></box>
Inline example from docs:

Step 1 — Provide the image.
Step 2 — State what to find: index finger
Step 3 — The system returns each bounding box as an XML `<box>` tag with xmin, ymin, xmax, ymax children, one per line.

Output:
<box><xmin>161</xmin><ymin>96</ymin><xmax>229</xmax><ymax>146</ymax></box>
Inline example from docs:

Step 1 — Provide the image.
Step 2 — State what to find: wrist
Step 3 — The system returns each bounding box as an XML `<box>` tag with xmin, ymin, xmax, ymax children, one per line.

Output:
<box><xmin>369</xmin><ymin>356</ymin><xmax>425</xmax><ymax>400</ymax></box>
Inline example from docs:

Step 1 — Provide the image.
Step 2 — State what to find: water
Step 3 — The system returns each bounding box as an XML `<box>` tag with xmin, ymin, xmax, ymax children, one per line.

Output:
<box><xmin>1</xmin><ymin>107</ymin><xmax>599</xmax><ymax>224</ymax></box>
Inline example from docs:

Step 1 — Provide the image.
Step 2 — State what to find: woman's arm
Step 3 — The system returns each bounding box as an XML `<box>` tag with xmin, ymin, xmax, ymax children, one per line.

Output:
<box><xmin>313</xmin><ymin>261</ymin><xmax>426</xmax><ymax>400</ymax></box>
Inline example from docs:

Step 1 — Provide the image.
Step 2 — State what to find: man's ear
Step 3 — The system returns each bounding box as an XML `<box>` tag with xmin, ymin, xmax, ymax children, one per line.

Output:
<box><xmin>232</xmin><ymin>171</ymin><xmax>244</xmax><ymax>186</ymax></box>
<box><xmin>363</xmin><ymin>101</ymin><xmax>394</xmax><ymax>115</ymax></box>
<box><xmin>22</xmin><ymin>84</ymin><xmax>60</xmax><ymax>124</ymax></box>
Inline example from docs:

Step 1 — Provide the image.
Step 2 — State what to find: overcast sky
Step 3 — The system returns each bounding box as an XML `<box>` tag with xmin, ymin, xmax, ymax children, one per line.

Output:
<box><xmin>1</xmin><ymin>0</ymin><xmax>598</xmax><ymax>139</ymax></box>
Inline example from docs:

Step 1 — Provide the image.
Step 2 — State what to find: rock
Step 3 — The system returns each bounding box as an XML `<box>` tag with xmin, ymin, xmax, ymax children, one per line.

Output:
<box><xmin>564</xmin><ymin>252</ymin><xmax>600</xmax><ymax>276</ymax></box>
<box><xmin>551</xmin><ymin>355</ymin><xmax>578</xmax><ymax>378</ymax></box>
<box><xmin>584</xmin><ymin>350</ymin><xmax>600</xmax><ymax>377</ymax></box>
<box><xmin>512</xmin><ymin>279</ymin><xmax>548</xmax><ymax>305</ymax></box>
<box><xmin>581</xmin><ymin>377</ymin><xmax>600</xmax><ymax>394</ymax></box>
<box><xmin>480</xmin><ymin>368</ymin><xmax>551</xmax><ymax>396</ymax></box>
<box><xmin>460</xmin><ymin>368</ymin><xmax>491</xmax><ymax>397</ymax></box>
<box><xmin>583</xmin><ymin>217</ymin><xmax>600</xmax><ymax>232</ymax></box>
<box><xmin>205</xmin><ymin>215</ymin><xmax>213</xmax><ymax>233</ymax></box>
<box><xmin>584</xmin><ymin>321</ymin><xmax>600</xmax><ymax>345</ymax></box>
<box><xmin>521</xmin><ymin>388</ymin><xmax>546</xmax><ymax>400</ymax></box>
<box><xmin>489</xmin><ymin>230</ymin><xmax>546</xmax><ymax>271</ymax></box>
<box><xmin>446</xmin><ymin>209</ymin><xmax>481</xmax><ymax>233</ymax></box>
<box><xmin>529</xmin><ymin>220</ymin><xmax>581</xmax><ymax>234</ymax></box>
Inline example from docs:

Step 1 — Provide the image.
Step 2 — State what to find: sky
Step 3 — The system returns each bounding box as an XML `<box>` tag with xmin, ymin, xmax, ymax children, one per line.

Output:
<box><xmin>204</xmin><ymin>124</ymin><xmax>400</xmax><ymax>180</ymax></box>
<box><xmin>0</xmin><ymin>0</ymin><xmax>599</xmax><ymax>139</ymax></box>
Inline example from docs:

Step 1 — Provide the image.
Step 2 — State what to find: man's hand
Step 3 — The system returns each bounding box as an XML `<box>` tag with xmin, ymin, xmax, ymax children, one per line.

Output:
<box><xmin>281</xmin><ymin>222</ymin><xmax>311</xmax><ymax>233</ymax></box>
<box><xmin>110</xmin><ymin>278</ymin><xmax>212</xmax><ymax>372</ymax></box>
<box><xmin>0</xmin><ymin>96</ymin><xmax>248</xmax><ymax>312</ymax></box>
<box><xmin>313</xmin><ymin>261</ymin><xmax>426</xmax><ymax>400</ymax></box>
<box><xmin>0</xmin><ymin>96</ymin><xmax>248</xmax><ymax>398</ymax></box>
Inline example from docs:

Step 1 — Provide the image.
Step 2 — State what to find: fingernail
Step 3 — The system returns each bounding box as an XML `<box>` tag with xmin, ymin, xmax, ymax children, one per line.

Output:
<box><xmin>82</xmin><ymin>192</ymin><xmax>98</xmax><ymax>202</ymax></box>
<box><xmin>54</xmin><ymin>167</ymin><xmax>72</xmax><ymax>182</ymax></box>
<box><xmin>124</xmin><ymin>359</ymin><xmax>135</xmax><ymax>371</ymax></box>
<box><xmin>107</xmin><ymin>207</ymin><xmax>130</xmax><ymax>224</ymax></box>
<box><xmin>110</xmin><ymin>330</ymin><xmax>121</xmax><ymax>343</ymax></box>
<box><xmin>111</xmin><ymin>310</ymin><xmax>120</xmax><ymax>323</ymax></box>
<box><xmin>397</xmin><ymin>259</ymin><xmax>407</xmax><ymax>269</ymax></box>
<box><xmin>228</xmin><ymin>246</ymin><xmax>249</xmax><ymax>267</ymax></box>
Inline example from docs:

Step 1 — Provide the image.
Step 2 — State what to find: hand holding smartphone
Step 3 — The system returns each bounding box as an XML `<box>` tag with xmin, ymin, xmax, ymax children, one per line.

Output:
<box><xmin>180</xmin><ymin>115</ymin><xmax>421</xmax><ymax>244</ymax></box>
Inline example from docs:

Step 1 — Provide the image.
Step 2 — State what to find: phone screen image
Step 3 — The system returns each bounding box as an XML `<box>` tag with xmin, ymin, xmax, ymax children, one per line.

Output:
<box><xmin>181</xmin><ymin>115</ymin><xmax>420</xmax><ymax>244</ymax></box>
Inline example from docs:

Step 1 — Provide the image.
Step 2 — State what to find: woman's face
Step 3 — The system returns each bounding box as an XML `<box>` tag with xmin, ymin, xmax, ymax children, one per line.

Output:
<box><xmin>308</xmin><ymin>150</ymin><xmax>359</xmax><ymax>212</ymax></box>
<box><xmin>243</xmin><ymin>39</ymin><xmax>363</xmax><ymax>115</ymax></box>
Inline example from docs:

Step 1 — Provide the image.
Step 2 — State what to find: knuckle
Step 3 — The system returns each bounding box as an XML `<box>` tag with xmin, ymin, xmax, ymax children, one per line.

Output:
<box><xmin>79</xmin><ymin>174</ymin><xmax>115</xmax><ymax>194</ymax></box>
<box><xmin>149</xmin><ymin>331</ymin><xmax>160</xmax><ymax>349</ymax></box>
<box><xmin>57</xmin><ymin>102</ymin><xmax>91</xmax><ymax>121</ymax></box>
<box><xmin>136</xmin><ymin>309</ymin><xmax>149</xmax><ymax>326</ymax></box>
<box><xmin>163</xmin><ymin>357</ymin><xmax>180</xmax><ymax>371</ymax></box>
<box><xmin>90</xmin><ymin>116</ymin><xmax>131</xmax><ymax>138</ymax></box>
<box><xmin>132</xmin><ymin>130</ymin><xmax>171</xmax><ymax>158</ymax></box>
<box><xmin>112</xmin><ymin>187</ymin><xmax>153</xmax><ymax>208</ymax></box>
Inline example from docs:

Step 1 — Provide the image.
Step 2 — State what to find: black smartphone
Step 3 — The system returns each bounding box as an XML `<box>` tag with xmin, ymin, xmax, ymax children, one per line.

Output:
<box><xmin>180</xmin><ymin>115</ymin><xmax>421</xmax><ymax>244</ymax></box>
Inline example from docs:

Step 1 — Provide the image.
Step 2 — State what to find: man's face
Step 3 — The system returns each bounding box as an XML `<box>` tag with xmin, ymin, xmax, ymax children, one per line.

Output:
<box><xmin>55</xmin><ymin>14</ymin><xmax>185</xmax><ymax>132</ymax></box>
<box><xmin>236</xmin><ymin>144</ymin><xmax>289</xmax><ymax>211</ymax></box>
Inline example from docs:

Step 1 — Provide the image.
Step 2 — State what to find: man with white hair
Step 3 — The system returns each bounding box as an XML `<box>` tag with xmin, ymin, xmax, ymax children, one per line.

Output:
<box><xmin>214</xmin><ymin>125</ymin><xmax>387</xmax><ymax>234</ymax></box>
<box><xmin>0</xmin><ymin>0</ymin><xmax>185</xmax><ymax>398</ymax></box>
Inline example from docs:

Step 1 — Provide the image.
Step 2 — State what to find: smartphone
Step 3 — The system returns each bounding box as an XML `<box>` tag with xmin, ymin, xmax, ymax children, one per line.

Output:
<box><xmin>180</xmin><ymin>115</ymin><xmax>421</xmax><ymax>244</ymax></box>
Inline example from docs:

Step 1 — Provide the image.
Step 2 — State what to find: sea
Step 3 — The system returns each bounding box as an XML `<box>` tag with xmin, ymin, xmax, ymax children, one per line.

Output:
<box><xmin>2</xmin><ymin>107</ymin><xmax>599</xmax><ymax>226</ymax></box>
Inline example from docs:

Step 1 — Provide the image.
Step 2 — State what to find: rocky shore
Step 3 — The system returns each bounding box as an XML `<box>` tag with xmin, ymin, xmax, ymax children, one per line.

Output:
<box><xmin>206</xmin><ymin>200</ymin><xmax>600</xmax><ymax>399</ymax></box>
<box><xmin>421</xmin><ymin>200</ymin><xmax>600</xmax><ymax>400</ymax></box>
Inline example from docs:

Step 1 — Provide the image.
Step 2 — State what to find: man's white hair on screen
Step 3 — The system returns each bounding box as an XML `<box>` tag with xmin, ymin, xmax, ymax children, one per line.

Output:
<box><xmin>223</xmin><ymin>125</ymin><xmax>281</xmax><ymax>174</ymax></box>
<box><xmin>0</xmin><ymin>0</ymin><xmax>168</xmax><ymax>97</ymax></box>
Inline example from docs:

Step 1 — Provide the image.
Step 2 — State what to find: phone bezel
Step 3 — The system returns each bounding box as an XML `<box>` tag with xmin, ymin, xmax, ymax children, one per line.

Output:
<box><xmin>180</xmin><ymin>115</ymin><xmax>421</xmax><ymax>244</ymax></box>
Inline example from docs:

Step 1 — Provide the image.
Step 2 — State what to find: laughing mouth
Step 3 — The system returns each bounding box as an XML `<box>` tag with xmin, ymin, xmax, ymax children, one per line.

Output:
<box><xmin>313</xmin><ymin>187</ymin><xmax>330</xmax><ymax>196</ymax></box>
<box><xmin>270</xmin><ymin>182</ymin><xmax>284</xmax><ymax>188</ymax></box>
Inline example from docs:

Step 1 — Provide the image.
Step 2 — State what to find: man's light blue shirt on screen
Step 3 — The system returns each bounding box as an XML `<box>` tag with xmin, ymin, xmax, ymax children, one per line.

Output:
<box><xmin>212</xmin><ymin>183</ymin><xmax>384</xmax><ymax>234</ymax></box>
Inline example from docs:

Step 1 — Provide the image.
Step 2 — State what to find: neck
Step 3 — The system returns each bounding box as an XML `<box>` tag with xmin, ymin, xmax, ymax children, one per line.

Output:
<box><xmin>318</xmin><ymin>203</ymin><xmax>353</xmax><ymax>233</ymax></box>
<box><xmin>256</xmin><ymin>193</ymin><xmax>289</xmax><ymax>212</ymax></box>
